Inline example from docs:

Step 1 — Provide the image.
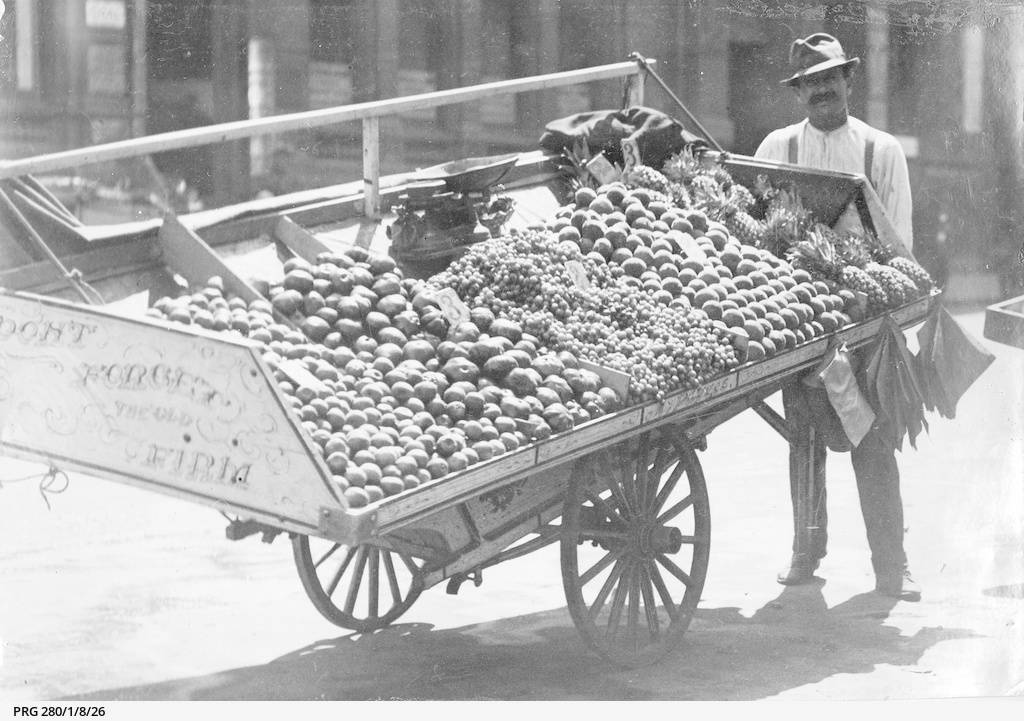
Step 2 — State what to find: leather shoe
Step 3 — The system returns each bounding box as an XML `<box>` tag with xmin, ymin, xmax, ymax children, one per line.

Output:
<box><xmin>876</xmin><ymin>570</ymin><xmax>922</xmax><ymax>602</ymax></box>
<box><xmin>776</xmin><ymin>554</ymin><xmax>821</xmax><ymax>585</ymax></box>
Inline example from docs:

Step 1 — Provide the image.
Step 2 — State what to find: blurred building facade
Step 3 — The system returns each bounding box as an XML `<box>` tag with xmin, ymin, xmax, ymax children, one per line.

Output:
<box><xmin>1</xmin><ymin>0</ymin><xmax>1020</xmax><ymax>298</ymax></box>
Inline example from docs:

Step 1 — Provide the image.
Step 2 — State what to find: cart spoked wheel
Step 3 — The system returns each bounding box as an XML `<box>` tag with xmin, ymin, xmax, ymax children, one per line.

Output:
<box><xmin>292</xmin><ymin>536</ymin><xmax>425</xmax><ymax>633</ymax></box>
<box><xmin>561</xmin><ymin>427</ymin><xmax>710</xmax><ymax>667</ymax></box>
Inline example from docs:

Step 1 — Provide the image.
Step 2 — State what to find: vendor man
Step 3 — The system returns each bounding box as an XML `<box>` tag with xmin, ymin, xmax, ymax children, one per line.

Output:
<box><xmin>754</xmin><ymin>33</ymin><xmax>920</xmax><ymax>601</ymax></box>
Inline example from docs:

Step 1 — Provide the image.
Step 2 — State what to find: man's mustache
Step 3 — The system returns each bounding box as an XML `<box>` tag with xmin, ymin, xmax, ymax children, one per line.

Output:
<box><xmin>811</xmin><ymin>90</ymin><xmax>837</xmax><ymax>103</ymax></box>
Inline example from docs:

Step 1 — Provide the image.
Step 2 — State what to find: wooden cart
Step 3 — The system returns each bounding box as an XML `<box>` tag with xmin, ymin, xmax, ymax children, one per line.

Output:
<box><xmin>0</xmin><ymin>60</ymin><xmax>938</xmax><ymax>667</ymax></box>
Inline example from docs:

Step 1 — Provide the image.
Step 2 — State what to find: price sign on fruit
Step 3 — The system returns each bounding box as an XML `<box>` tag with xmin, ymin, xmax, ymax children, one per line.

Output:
<box><xmin>433</xmin><ymin>287</ymin><xmax>472</xmax><ymax>325</ymax></box>
<box><xmin>620</xmin><ymin>138</ymin><xmax>641</xmax><ymax>174</ymax></box>
<box><xmin>278</xmin><ymin>359</ymin><xmax>330</xmax><ymax>395</ymax></box>
<box><xmin>680</xmin><ymin>234</ymin><xmax>708</xmax><ymax>262</ymax></box>
<box><xmin>854</xmin><ymin>290</ymin><xmax>869</xmax><ymax>317</ymax></box>
<box><xmin>586</xmin><ymin>153</ymin><xmax>621</xmax><ymax>185</ymax></box>
<box><xmin>565</xmin><ymin>260</ymin><xmax>592</xmax><ymax>291</ymax></box>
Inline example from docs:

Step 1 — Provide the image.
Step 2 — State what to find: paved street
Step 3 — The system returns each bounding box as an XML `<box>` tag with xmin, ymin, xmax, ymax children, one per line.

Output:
<box><xmin>0</xmin><ymin>310</ymin><xmax>1021</xmax><ymax>703</ymax></box>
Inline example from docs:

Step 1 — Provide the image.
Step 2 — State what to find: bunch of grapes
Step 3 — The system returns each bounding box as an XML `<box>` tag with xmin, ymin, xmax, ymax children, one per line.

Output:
<box><xmin>429</xmin><ymin>228</ymin><xmax>739</xmax><ymax>404</ymax></box>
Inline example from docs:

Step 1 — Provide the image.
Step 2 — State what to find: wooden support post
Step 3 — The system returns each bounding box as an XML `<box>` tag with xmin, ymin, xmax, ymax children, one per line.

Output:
<box><xmin>622</xmin><ymin>64</ymin><xmax>646</xmax><ymax>107</ymax></box>
<box><xmin>363</xmin><ymin>117</ymin><xmax>381</xmax><ymax>219</ymax></box>
<box><xmin>750</xmin><ymin>400</ymin><xmax>794</xmax><ymax>445</ymax></box>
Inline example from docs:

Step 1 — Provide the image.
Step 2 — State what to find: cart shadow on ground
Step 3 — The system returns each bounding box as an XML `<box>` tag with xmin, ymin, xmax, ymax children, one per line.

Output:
<box><xmin>59</xmin><ymin>578</ymin><xmax>980</xmax><ymax>702</ymax></box>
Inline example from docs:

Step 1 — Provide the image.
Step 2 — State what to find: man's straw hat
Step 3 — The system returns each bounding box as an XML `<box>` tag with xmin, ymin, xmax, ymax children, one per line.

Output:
<box><xmin>781</xmin><ymin>33</ymin><xmax>860</xmax><ymax>86</ymax></box>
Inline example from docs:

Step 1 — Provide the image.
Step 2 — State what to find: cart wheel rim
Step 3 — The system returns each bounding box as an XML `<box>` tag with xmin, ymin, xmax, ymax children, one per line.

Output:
<box><xmin>560</xmin><ymin>427</ymin><xmax>710</xmax><ymax>667</ymax></box>
<box><xmin>292</xmin><ymin>535</ymin><xmax>425</xmax><ymax>633</ymax></box>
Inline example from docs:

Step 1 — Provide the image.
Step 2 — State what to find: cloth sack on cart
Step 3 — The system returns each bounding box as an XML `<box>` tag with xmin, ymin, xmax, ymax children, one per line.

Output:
<box><xmin>539</xmin><ymin>106</ymin><xmax>707</xmax><ymax>169</ymax></box>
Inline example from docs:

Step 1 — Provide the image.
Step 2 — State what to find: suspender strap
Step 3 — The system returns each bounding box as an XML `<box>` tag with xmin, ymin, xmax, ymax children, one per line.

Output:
<box><xmin>788</xmin><ymin>132</ymin><xmax>799</xmax><ymax>164</ymax></box>
<box><xmin>864</xmin><ymin>137</ymin><xmax>875</xmax><ymax>188</ymax></box>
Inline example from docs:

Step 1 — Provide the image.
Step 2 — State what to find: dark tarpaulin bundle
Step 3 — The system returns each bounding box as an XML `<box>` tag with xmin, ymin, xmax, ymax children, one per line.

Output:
<box><xmin>539</xmin><ymin>106</ymin><xmax>707</xmax><ymax>169</ymax></box>
<box><xmin>914</xmin><ymin>305</ymin><xmax>996</xmax><ymax>419</ymax></box>
<box><xmin>862</xmin><ymin>316</ymin><xmax>929</xmax><ymax>452</ymax></box>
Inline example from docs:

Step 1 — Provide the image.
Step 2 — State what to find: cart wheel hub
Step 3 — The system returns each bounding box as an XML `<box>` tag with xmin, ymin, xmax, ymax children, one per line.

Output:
<box><xmin>635</xmin><ymin>524</ymin><xmax>683</xmax><ymax>556</ymax></box>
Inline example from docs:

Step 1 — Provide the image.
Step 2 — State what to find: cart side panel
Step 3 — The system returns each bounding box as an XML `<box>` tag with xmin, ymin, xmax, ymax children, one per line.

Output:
<box><xmin>858</xmin><ymin>180</ymin><xmax>913</xmax><ymax>260</ymax></box>
<box><xmin>0</xmin><ymin>291</ymin><xmax>344</xmax><ymax>527</ymax></box>
<box><xmin>716</xmin><ymin>155</ymin><xmax>859</xmax><ymax>228</ymax></box>
<box><xmin>717</xmin><ymin>153</ymin><xmax>916</xmax><ymax>262</ymax></box>
<box><xmin>464</xmin><ymin>460</ymin><xmax>574</xmax><ymax>540</ymax></box>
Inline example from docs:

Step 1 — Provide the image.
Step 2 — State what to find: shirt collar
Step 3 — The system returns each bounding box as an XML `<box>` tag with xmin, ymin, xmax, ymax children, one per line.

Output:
<box><xmin>804</xmin><ymin>117</ymin><xmax>851</xmax><ymax>139</ymax></box>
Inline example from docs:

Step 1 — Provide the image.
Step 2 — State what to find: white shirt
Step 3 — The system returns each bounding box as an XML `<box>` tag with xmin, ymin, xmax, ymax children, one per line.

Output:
<box><xmin>755</xmin><ymin>116</ymin><xmax>913</xmax><ymax>250</ymax></box>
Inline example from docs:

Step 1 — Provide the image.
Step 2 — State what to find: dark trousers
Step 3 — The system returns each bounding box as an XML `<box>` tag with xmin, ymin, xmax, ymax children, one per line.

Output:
<box><xmin>784</xmin><ymin>385</ymin><xmax>908</xmax><ymax>580</ymax></box>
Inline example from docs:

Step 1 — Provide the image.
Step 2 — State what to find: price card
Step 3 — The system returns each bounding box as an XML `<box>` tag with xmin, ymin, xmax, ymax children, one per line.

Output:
<box><xmin>278</xmin><ymin>359</ymin><xmax>330</xmax><ymax>394</ymax></box>
<box><xmin>726</xmin><ymin>327</ymin><xmax>750</xmax><ymax>355</ymax></box>
<box><xmin>433</xmin><ymin>287</ymin><xmax>472</xmax><ymax>325</ymax></box>
<box><xmin>586</xmin><ymin>153</ymin><xmax>621</xmax><ymax>185</ymax></box>
<box><xmin>565</xmin><ymin>260</ymin><xmax>592</xmax><ymax>291</ymax></box>
<box><xmin>679</xmin><ymin>234</ymin><xmax>708</xmax><ymax>262</ymax></box>
<box><xmin>620</xmin><ymin>137</ymin><xmax>641</xmax><ymax>174</ymax></box>
<box><xmin>854</xmin><ymin>290</ymin><xmax>869</xmax><ymax>317</ymax></box>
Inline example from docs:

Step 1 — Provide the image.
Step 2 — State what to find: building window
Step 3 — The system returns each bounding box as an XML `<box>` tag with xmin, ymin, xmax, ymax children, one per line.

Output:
<box><xmin>1</xmin><ymin>0</ymin><xmax>37</xmax><ymax>90</ymax></box>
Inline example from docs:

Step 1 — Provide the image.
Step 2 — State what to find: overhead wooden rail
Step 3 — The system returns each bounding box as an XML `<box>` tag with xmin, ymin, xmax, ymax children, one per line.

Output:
<box><xmin>0</xmin><ymin>59</ymin><xmax>652</xmax><ymax>218</ymax></box>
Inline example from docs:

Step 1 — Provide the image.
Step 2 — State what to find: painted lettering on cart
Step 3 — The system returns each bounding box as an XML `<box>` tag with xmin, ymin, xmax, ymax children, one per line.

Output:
<box><xmin>76</xmin><ymin>363</ymin><xmax>229</xmax><ymax>409</ymax></box>
<box><xmin>0</xmin><ymin>316</ymin><xmax>97</xmax><ymax>346</ymax></box>
<box><xmin>115</xmin><ymin>401</ymin><xmax>193</xmax><ymax>427</ymax></box>
<box><xmin>141</xmin><ymin>443</ymin><xmax>250</xmax><ymax>487</ymax></box>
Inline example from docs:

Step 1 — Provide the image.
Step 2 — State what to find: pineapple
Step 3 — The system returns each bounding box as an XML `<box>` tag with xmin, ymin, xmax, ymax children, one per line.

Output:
<box><xmin>832</xmin><ymin>231</ymin><xmax>891</xmax><ymax>314</ymax></box>
<box><xmin>868</xmin><ymin>236</ymin><xmax>934</xmax><ymax>294</ymax></box>
<box><xmin>645</xmin><ymin>188</ymin><xmax>674</xmax><ymax>207</ymax></box>
<box><xmin>663</xmin><ymin>146</ymin><xmax>733</xmax><ymax>190</ymax></box>
<box><xmin>689</xmin><ymin>172</ymin><xmax>722</xmax><ymax>197</ymax></box>
<box><xmin>887</xmin><ymin>256</ymin><xmax>933</xmax><ymax>293</ymax></box>
<box><xmin>623</xmin><ymin>164</ymin><xmax>672</xmax><ymax>195</ymax></box>
<box><xmin>669</xmin><ymin>181</ymin><xmax>692</xmax><ymax>209</ymax></box>
<box><xmin>693</xmin><ymin>181</ymin><xmax>765</xmax><ymax>246</ymax></box>
<box><xmin>841</xmin><ymin>230</ymin><xmax>920</xmax><ymax>309</ymax></box>
<box><xmin>753</xmin><ymin>176</ymin><xmax>804</xmax><ymax>217</ymax></box>
<box><xmin>787</xmin><ymin>226</ymin><xmax>843</xmax><ymax>281</ymax></box>
<box><xmin>760</xmin><ymin>190</ymin><xmax>813</xmax><ymax>257</ymax></box>
<box><xmin>865</xmin><ymin>262</ymin><xmax>917</xmax><ymax>308</ymax></box>
<box><xmin>727</xmin><ymin>182</ymin><xmax>757</xmax><ymax>215</ymax></box>
<box><xmin>727</xmin><ymin>208</ymin><xmax>767</xmax><ymax>247</ymax></box>
<box><xmin>841</xmin><ymin>264</ymin><xmax>889</xmax><ymax>315</ymax></box>
<box><xmin>663</xmin><ymin>145</ymin><xmax>705</xmax><ymax>185</ymax></box>
<box><xmin>789</xmin><ymin>226</ymin><xmax>889</xmax><ymax>316</ymax></box>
